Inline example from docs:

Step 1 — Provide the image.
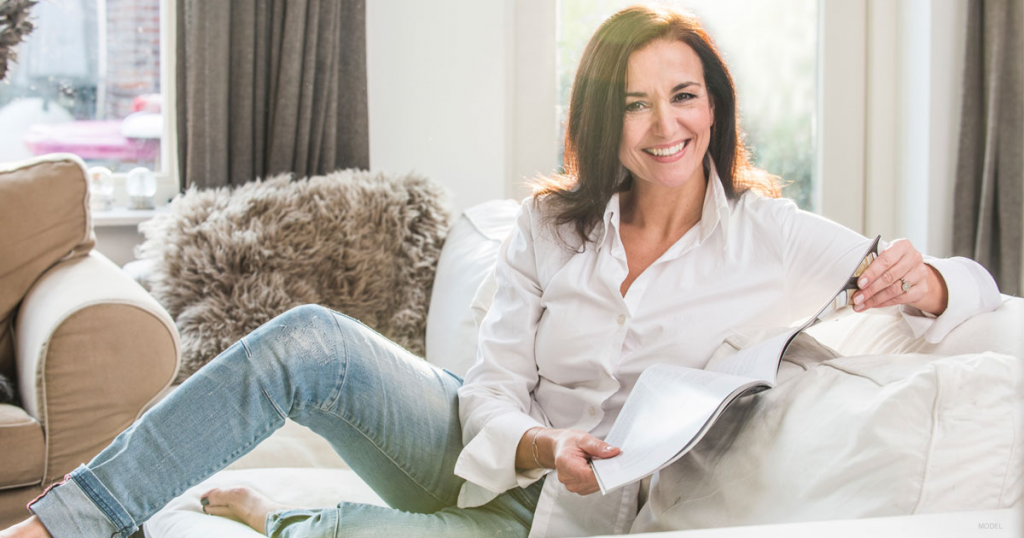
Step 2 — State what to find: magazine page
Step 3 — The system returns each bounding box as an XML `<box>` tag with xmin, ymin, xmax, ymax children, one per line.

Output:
<box><xmin>591</xmin><ymin>235</ymin><xmax>882</xmax><ymax>493</ymax></box>
<box><xmin>704</xmin><ymin>329</ymin><xmax>798</xmax><ymax>384</ymax></box>
<box><xmin>705</xmin><ymin>235</ymin><xmax>881</xmax><ymax>384</ymax></box>
<box><xmin>591</xmin><ymin>364</ymin><xmax>765</xmax><ymax>494</ymax></box>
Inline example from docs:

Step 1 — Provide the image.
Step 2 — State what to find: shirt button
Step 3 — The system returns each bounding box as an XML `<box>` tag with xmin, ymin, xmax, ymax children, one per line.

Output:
<box><xmin>617</xmin><ymin>314</ymin><xmax>627</xmax><ymax>325</ymax></box>
<box><xmin>588</xmin><ymin>406</ymin><xmax>597</xmax><ymax>416</ymax></box>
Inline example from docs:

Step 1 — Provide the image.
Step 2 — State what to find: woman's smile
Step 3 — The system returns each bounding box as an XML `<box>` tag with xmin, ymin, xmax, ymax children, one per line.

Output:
<box><xmin>643</xmin><ymin>139</ymin><xmax>690</xmax><ymax>161</ymax></box>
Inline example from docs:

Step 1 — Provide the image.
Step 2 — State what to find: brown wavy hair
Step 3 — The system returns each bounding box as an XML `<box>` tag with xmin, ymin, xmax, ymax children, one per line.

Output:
<box><xmin>532</xmin><ymin>5</ymin><xmax>780</xmax><ymax>245</ymax></box>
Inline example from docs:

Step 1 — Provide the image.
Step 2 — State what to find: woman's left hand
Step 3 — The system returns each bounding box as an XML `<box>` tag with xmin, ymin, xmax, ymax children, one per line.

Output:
<box><xmin>853</xmin><ymin>238</ymin><xmax>949</xmax><ymax>316</ymax></box>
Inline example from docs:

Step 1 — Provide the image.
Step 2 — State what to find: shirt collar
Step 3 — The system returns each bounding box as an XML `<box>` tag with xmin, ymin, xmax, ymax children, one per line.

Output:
<box><xmin>595</xmin><ymin>159</ymin><xmax>732</xmax><ymax>252</ymax></box>
<box><xmin>698</xmin><ymin>158</ymin><xmax>732</xmax><ymax>244</ymax></box>
<box><xmin>596</xmin><ymin>193</ymin><xmax>621</xmax><ymax>249</ymax></box>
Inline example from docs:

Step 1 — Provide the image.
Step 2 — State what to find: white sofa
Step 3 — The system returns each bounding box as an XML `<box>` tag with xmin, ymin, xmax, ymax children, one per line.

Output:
<box><xmin>144</xmin><ymin>200</ymin><xmax>1023</xmax><ymax>537</ymax></box>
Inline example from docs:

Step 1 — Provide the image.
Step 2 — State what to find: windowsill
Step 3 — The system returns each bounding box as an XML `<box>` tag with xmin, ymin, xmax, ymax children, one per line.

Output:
<box><xmin>92</xmin><ymin>206</ymin><xmax>168</xmax><ymax>228</ymax></box>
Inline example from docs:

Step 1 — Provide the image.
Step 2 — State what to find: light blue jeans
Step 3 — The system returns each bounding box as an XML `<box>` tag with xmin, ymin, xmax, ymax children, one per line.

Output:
<box><xmin>29</xmin><ymin>305</ymin><xmax>542</xmax><ymax>537</ymax></box>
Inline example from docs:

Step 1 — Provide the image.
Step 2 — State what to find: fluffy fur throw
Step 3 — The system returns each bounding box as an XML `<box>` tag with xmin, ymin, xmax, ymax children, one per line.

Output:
<box><xmin>137</xmin><ymin>170</ymin><xmax>452</xmax><ymax>384</ymax></box>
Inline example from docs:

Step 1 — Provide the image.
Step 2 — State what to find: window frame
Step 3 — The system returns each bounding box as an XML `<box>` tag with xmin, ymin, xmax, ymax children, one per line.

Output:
<box><xmin>155</xmin><ymin>0</ymin><xmax>179</xmax><ymax>202</ymax></box>
<box><xmin>40</xmin><ymin>0</ymin><xmax>179</xmax><ymax>213</ymax></box>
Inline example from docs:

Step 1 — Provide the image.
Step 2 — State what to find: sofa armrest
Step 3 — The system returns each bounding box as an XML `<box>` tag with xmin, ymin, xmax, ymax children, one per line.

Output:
<box><xmin>808</xmin><ymin>294</ymin><xmax>1024</xmax><ymax>359</ymax></box>
<box><xmin>15</xmin><ymin>251</ymin><xmax>180</xmax><ymax>483</ymax></box>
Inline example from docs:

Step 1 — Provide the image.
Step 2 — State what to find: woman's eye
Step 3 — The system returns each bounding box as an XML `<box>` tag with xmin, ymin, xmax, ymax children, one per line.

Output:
<box><xmin>673</xmin><ymin>92</ymin><xmax>697</xmax><ymax>103</ymax></box>
<box><xmin>625</xmin><ymin>101</ymin><xmax>646</xmax><ymax>113</ymax></box>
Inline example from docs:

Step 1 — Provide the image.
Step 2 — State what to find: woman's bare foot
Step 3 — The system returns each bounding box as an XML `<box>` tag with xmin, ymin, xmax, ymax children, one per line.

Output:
<box><xmin>200</xmin><ymin>487</ymin><xmax>298</xmax><ymax>535</ymax></box>
<box><xmin>0</xmin><ymin>516</ymin><xmax>52</xmax><ymax>538</ymax></box>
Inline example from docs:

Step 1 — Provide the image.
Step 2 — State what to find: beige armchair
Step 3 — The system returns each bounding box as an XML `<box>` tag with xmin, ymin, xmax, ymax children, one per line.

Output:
<box><xmin>0</xmin><ymin>154</ymin><xmax>180</xmax><ymax>527</ymax></box>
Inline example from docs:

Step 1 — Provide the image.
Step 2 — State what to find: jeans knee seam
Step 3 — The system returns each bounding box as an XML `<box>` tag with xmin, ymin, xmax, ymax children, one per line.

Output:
<box><xmin>325</xmin><ymin>312</ymin><xmax>349</xmax><ymax>412</ymax></box>
<box><xmin>240</xmin><ymin>337</ymin><xmax>289</xmax><ymax>420</ymax></box>
<box><xmin>305</xmin><ymin>405</ymin><xmax>452</xmax><ymax>507</ymax></box>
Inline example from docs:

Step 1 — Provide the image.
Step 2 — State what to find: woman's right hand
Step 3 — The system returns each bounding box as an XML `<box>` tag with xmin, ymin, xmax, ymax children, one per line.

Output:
<box><xmin>522</xmin><ymin>427</ymin><xmax>620</xmax><ymax>496</ymax></box>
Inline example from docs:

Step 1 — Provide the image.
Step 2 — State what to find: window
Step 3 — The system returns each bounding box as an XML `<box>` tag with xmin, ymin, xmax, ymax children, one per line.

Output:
<box><xmin>0</xmin><ymin>0</ymin><xmax>168</xmax><ymax>176</ymax></box>
<box><xmin>556</xmin><ymin>0</ymin><xmax>819</xmax><ymax>210</ymax></box>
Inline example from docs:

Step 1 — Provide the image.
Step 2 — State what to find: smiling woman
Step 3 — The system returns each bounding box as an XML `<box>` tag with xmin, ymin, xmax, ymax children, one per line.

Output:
<box><xmin>534</xmin><ymin>6</ymin><xmax>778</xmax><ymax>247</ymax></box>
<box><xmin>619</xmin><ymin>41</ymin><xmax>715</xmax><ymax>192</ymax></box>
<box><xmin>557</xmin><ymin>0</ymin><xmax>817</xmax><ymax>209</ymax></box>
<box><xmin>1</xmin><ymin>4</ymin><xmax>1003</xmax><ymax>538</ymax></box>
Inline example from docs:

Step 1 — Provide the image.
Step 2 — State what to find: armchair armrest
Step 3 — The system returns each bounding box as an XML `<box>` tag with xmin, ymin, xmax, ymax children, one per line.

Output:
<box><xmin>15</xmin><ymin>251</ymin><xmax>180</xmax><ymax>483</ymax></box>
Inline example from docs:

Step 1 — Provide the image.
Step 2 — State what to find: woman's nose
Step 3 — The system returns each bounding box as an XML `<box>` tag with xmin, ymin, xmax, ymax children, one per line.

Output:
<box><xmin>650</xmin><ymin>103</ymin><xmax>675</xmax><ymax>137</ymax></box>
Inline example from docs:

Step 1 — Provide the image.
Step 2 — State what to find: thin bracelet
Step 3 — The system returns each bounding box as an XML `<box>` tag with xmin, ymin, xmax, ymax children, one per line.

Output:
<box><xmin>531</xmin><ymin>428</ymin><xmax>547</xmax><ymax>469</ymax></box>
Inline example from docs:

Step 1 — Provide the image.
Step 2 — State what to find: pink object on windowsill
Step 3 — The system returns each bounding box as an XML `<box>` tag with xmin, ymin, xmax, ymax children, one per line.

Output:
<box><xmin>132</xmin><ymin>94</ymin><xmax>162</xmax><ymax>114</ymax></box>
<box><xmin>22</xmin><ymin>120</ymin><xmax>159</xmax><ymax>161</ymax></box>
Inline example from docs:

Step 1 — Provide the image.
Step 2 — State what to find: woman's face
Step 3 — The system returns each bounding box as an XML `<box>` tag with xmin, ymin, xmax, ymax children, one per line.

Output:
<box><xmin>618</xmin><ymin>39</ymin><xmax>714</xmax><ymax>191</ymax></box>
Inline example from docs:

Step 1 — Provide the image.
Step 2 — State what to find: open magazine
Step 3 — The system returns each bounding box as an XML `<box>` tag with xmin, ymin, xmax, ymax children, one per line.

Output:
<box><xmin>591</xmin><ymin>235</ymin><xmax>881</xmax><ymax>494</ymax></box>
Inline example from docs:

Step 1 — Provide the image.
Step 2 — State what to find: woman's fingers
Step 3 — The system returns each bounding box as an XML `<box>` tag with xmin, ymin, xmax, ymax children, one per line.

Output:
<box><xmin>867</xmin><ymin>263</ymin><xmax>931</xmax><ymax>309</ymax></box>
<box><xmin>854</xmin><ymin>239</ymin><xmax>923</xmax><ymax>311</ymax></box>
<box><xmin>579</xmin><ymin>434</ymin><xmax>620</xmax><ymax>459</ymax></box>
<box><xmin>552</xmin><ymin>431</ymin><xmax>618</xmax><ymax>496</ymax></box>
<box><xmin>555</xmin><ymin>453</ymin><xmax>596</xmax><ymax>494</ymax></box>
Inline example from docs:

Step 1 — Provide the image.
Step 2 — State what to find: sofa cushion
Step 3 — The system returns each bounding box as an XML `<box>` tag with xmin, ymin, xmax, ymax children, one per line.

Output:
<box><xmin>0</xmin><ymin>154</ymin><xmax>94</xmax><ymax>402</ymax></box>
<box><xmin>631</xmin><ymin>349</ymin><xmax>1023</xmax><ymax>533</ymax></box>
<box><xmin>0</xmin><ymin>404</ymin><xmax>44</xmax><ymax>487</ymax></box>
<box><xmin>145</xmin><ymin>468</ymin><xmax>385</xmax><ymax>538</ymax></box>
<box><xmin>807</xmin><ymin>295</ymin><xmax>1024</xmax><ymax>359</ymax></box>
<box><xmin>136</xmin><ymin>172</ymin><xmax>452</xmax><ymax>383</ymax></box>
<box><xmin>426</xmin><ymin>199</ymin><xmax>519</xmax><ymax>377</ymax></box>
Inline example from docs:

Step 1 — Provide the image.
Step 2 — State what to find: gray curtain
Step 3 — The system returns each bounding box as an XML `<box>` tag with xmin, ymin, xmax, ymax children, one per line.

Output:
<box><xmin>953</xmin><ymin>0</ymin><xmax>1023</xmax><ymax>295</ymax></box>
<box><xmin>175</xmin><ymin>0</ymin><xmax>369</xmax><ymax>189</ymax></box>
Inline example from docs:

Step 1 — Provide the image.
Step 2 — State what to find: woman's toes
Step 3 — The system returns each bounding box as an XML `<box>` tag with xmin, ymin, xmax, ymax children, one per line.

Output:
<box><xmin>197</xmin><ymin>486</ymin><xmax>287</xmax><ymax>534</ymax></box>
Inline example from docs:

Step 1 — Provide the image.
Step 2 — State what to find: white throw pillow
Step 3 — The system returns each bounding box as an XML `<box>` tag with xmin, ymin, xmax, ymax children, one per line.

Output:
<box><xmin>630</xmin><ymin>349</ymin><xmax>1023</xmax><ymax>533</ymax></box>
<box><xmin>806</xmin><ymin>295</ymin><xmax>1024</xmax><ymax>359</ymax></box>
<box><xmin>425</xmin><ymin>199</ymin><xmax>519</xmax><ymax>377</ymax></box>
<box><xmin>145</xmin><ymin>468</ymin><xmax>385</xmax><ymax>538</ymax></box>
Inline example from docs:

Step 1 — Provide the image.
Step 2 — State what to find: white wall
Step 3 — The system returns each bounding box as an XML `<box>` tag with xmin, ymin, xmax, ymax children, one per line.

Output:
<box><xmin>365</xmin><ymin>0</ymin><xmax>512</xmax><ymax>212</ymax></box>
<box><xmin>913</xmin><ymin>0</ymin><xmax>967</xmax><ymax>259</ymax></box>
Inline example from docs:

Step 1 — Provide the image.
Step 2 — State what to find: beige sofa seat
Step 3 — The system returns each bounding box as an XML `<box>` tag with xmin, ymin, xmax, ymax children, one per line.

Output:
<box><xmin>0</xmin><ymin>405</ymin><xmax>44</xmax><ymax>487</ymax></box>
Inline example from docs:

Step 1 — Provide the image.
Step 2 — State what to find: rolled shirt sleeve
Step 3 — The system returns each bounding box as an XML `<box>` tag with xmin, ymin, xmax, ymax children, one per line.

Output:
<box><xmin>898</xmin><ymin>256</ymin><xmax>1003</xmax><ymax>343</ymax></box>
<box><xmin>455</xmin><ymin>200</ymin><xmax>551</xmax><ymax>506</ymax></box>
<box><xmin>769</xmin><ymin>196</ymin><xmax>1002</xmax><ymax>341</ymax></box>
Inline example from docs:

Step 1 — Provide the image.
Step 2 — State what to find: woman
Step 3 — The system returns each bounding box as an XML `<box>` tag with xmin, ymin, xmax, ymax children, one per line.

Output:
<box><xmin>2</xmin><ymin>5</ymin><xmax>1000</xmax><ymax>538</ymax></box>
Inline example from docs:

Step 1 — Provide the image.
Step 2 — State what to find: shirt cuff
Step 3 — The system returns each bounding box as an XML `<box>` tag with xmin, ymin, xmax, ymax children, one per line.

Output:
<box><xmin>454</xmin><ymin>411</ymin><xmax>544</xmax><ymax>496</ymax></box>
<box><xmin>898</xmin><ymin>257</ymin><xmax>1002</xmax><ymax>343</ymax></box>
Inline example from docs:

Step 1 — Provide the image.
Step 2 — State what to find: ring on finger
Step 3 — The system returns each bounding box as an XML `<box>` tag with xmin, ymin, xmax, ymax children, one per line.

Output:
<box><xmin>900</xmin><ymin>278</ymin><xmax>911</xmax><ymax>293</ymax></box>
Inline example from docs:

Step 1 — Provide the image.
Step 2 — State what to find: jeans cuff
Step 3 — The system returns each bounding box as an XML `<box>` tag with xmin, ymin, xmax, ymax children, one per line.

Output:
<box><xmin>265</xmin><ymin>507</ymin><xmax>339</xmax><ymax>538</ymax></box>
<box><xmin>29</xmin><ymin>465</ymin><xmax>136</xmax><ymax>538</ymax></box>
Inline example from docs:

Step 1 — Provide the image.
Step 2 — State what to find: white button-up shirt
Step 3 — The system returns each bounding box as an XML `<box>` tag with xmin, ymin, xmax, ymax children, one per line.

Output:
<box><xmin>454</xmin><ymin>168</ymin><xmax>1001</xmax><ymax>537</ymax></box>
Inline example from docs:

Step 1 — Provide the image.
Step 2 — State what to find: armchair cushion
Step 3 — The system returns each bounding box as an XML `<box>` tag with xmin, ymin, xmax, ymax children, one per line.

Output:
<box><xmin>0</xmin><ymin>154</ymin><xmax>94</xmax><ymax>402</ymax></box>
<box><xmin>0</xmin><ymin>404</ymin><xmax>44</xmax><ymax>487</ymax></box>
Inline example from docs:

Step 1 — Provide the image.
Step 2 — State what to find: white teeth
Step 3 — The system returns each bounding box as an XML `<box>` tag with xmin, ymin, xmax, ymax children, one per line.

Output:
<box><xmin>645</xmin><ymin>140</ymin><xmax>686</xmax><ymax>157</ymax></box>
